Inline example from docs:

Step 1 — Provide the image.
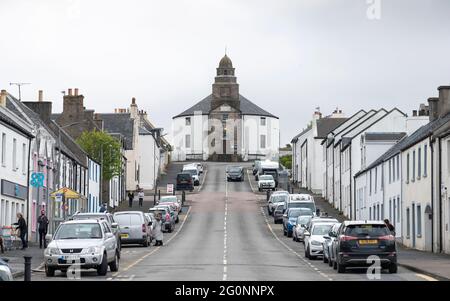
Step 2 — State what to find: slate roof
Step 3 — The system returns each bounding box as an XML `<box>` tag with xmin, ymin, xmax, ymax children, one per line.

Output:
<box><xmin>173</xmin><ymin>94</ymin><xmax>278</xmax><ymax>119</ymax></box>
<box><xmin>0</xmin><ymin>110</ymin><xmax>33</xmax><ymax>137</ymax></box>
<box><xmin>316</xmin><ymin>118</ymin><xmax>348</xmax><ymax>139</ymax></box>
<box><xmin>364</xmin><ymin>132</ymin><xmax>407</xmax><ymax>142</ymax></box>
<box><xmin>291</xmin><ymin>125</ymin><xmax>312</xmax><ymax>143</ymax></box>
<box><xmin>97</xmin><ymin>113</ymin><xmax>135</xmax><ymax>150</ymax></box>
<box><xmin>355</xmin><ymin>114</ymin><xmax>450</xmax><ymax>177</ymax></box>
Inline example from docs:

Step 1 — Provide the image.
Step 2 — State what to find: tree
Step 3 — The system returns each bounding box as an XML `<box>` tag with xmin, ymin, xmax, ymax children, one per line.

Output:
<box><xmin>76</xmin><ymin>130</ymin><xmax>122</xmax><ymax>181</ymax></box>
<box><xmin>280</xmin><ymin>154</ymin><xmax>292</xmax><ymax>169</ymax></box>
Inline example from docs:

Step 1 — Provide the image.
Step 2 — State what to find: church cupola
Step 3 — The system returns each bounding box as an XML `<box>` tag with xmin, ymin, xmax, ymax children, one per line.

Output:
<box><xmin>212</xmin><ymin>54</ymin><xmax>240</xmax><ymax>109</ymax></box>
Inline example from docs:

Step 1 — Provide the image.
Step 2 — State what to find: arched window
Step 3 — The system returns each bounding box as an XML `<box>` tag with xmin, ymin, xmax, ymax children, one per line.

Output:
<box><xmin>224</xmin><ymin>70</ymin><xmax>228</xmax><ymax>75</ymax></box>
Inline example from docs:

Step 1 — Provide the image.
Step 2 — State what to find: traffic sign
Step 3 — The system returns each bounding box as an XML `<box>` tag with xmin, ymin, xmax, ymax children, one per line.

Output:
<box><xmin>167</xmin><ymin>184</ymin><xmax>174</xmax><ymax>194</ymax></box>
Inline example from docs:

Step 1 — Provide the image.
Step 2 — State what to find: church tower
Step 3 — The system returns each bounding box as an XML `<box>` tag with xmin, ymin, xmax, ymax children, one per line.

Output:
<box><xmin>211</xmin><ymin>54</ymin><xmax>240</xmax><ymax>110</ymax></box>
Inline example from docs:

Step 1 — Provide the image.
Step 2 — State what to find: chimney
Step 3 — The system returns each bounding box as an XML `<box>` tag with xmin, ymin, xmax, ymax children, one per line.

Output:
<box><xmin>438</xmin><ymin>86</ymin><xmax>450</xmax><ymax>118</ymax></box>
<box><xmin>23</xmin><ymin>100</ymin><xmax>53</xmax><ymax>122</ymax></box>
<box><xmin>38</xmin><ymin>90</ymin><xmax>43</xmax><ymax>102</ymax></box>
<box><xmin>74</xmin><ymin>88</ymin><xmax>79</xmax><ymax>96</ymax></box>
<box><xmin>0</xmin><ymin>90</ymin><xmax>7</xmax><ymax>107</ymax></box>
<box><xmin>131</xmin><ymin>97</ymin><xmax>136</xmax><ymax>106</ymax></box>
<box><xmin>68</xmin><ymin>88</ymin><xmax>73</xmax><ymax>96</ymax></box>
<box><xmin>428</xmin><ymin>97</ymin><xmax>439</xmax><ymax>122</ymax></box>
<box><xmin>412</xmin><ymin>110</ymin><xmax>417</xmax><ymax>117</ymax></box>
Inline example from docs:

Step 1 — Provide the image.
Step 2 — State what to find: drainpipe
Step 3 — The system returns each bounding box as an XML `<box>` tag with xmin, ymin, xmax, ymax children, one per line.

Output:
<box><xmin>26</xmin><ymin>135</ymin><xmax>32</xmax><ymax>242</ymax></box>
<box><xmin>349</xmin><ymin>145</ymin><xmax>352</xmax><ymax>219</ymax></box>
<box><xmin>430</xmin><ymin>137</ymin><xmax>434</xmax><ymax>253</ymax></box>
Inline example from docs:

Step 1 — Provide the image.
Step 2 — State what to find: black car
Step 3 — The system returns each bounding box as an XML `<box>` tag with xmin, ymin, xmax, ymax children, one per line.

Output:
<box><xmin>333</xmin><ymin>221</ymin><xmax>397</xmax><ymax>274</ymax></box>
<box><xmin>176</xmin><ymin>173</ymin><xmax>194</xmax><ymax>191</ymax></box>
<box><xmin>226</xmin><ymin>166</ymin><xmax>244</xmax><ymax>182</ymax></box>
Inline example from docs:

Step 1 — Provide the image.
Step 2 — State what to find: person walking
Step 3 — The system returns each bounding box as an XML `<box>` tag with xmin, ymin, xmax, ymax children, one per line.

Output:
<box><xmin>13</xmin><ymin>213</ymin><xmax>28</xmax><ymax>250</ymax></box>
<box><xmin>128</xmin><ymin>191</ymin><xmax>134</xmax><ymax>208</ymax></box>
<box><xmin>99</xmin><ymin>203</ymin><xmax>107</xmax><ymax>213</ymax></box>
<box><xmin>37</xmin><ymin>210</ymin><xmax>49</xmax><ymax>249</ymax></box>
<box><xmin>384</xmin><ymin>219</ymin><xmax>395</xmax><ymax>235</ymax></box>
<box><xmin>153</xmin><ymin>213</ymin><xmax>164</xmax><ymax>246</ymax></box>
<box><xmin>138</xmin><ymin>189</ymin><xmax>144</xmax><ymax>207</ymax></box>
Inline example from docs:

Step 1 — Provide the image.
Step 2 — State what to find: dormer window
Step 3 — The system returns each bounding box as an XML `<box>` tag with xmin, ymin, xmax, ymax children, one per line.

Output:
<box><xmin>260</xmin><ymin>117</ymin><xmax>266</xmax><ymax>126</ymax></box>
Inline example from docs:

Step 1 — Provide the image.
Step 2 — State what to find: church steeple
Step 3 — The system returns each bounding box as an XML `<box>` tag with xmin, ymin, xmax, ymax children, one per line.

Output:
<box><xmin>212</xmin><ymin>54</ymin><xmax>240</xmax><ymax>109</ymax></box>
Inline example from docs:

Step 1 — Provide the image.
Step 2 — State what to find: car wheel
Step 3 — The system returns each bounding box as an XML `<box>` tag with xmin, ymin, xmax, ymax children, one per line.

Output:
<box><xmin>333</xmin><ymin>260</ymin><xmax>337</xmax><ymax>270</ymax></box>
<box><xmin>283</xmin><ymin>227</ymin><xmax>287</xmax><ymax>236</ymax></box>
<box><xmin>337</xmin><ymin>261</ymin><xmax>346</xmax><ymax>273</ymax></box>
<box><xmin>143</xmin><ymin>237</ymin><xmax>149</xmax><ymax>247</ymax></box>
<box><xmin>97</xmin><ymin>253</ymin><xmax>109</xmax><ymax>276</ymax></box>
<box><xmin>389</xmin><ymin>263</ymin><xmax>398</xmax><ymax>274</ymax></box>
<box><xmin>168</xmin><ymin>226</ymin><xmax>173</xmax><ymax>233</ymax></box>
<box><xmin>109</xmin><ymin>251</ymin><xmax>120</xmax><ymax>272</ymax></box>
<box><xmin>45</xmin><ymin>265</ymin><xmax>55</xmax><ymax>277</ymax></box>
<box><xmin>176</xmin><ymin>216</ymin><xmax>179</xmax><ymax>223</ymax></box>
<box><xmin>328</xmin><ymin>256</ymin><xmax>333</xmax><ymax>267</ymax></box>
<box><xmin>287</xmin><ymin>231</ymin><xmax>292</xmax><ymax>238</ymax></box>
<box><xmin>323</xmin><ymin>253</ymin><xmax>328</xmax><ymax>263</ymax></box>
<box><xmin>304</xmin><ymin>247</ymin><xmax>309</xmax><ymax>259</ymax></box>
<box><xmin>258</xmin><ymin>188</ymin><xmax>261</xmax><ymax>192</ymax></box>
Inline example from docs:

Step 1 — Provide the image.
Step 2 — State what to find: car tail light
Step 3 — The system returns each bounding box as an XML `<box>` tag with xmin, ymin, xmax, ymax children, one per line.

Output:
<box><xmin>378</xmin><ymin>235</ymin><xmax>395</xmax><ymax>241</ymax></box>
<box><xmin>142</xmin><ymin>224</ymin><xmax>146</xmax><ymax>233</ymax></box>
<box><xmin>165</xmin><ymin>214</ymin><xmax>171</xmax><ymax>222</ymax></box>
<box><xmin>339</xmin><ymin>235</ymin><xmax>358</xmax><ymax>241</ymax></box>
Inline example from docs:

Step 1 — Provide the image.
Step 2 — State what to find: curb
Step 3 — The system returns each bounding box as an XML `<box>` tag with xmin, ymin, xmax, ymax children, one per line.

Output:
<box><xmin>12</xmin><ymin>270</ymin><xmax>24</xmax><ymax>279</ymax></box>
<box><xmin>397</xmin><ymin>262</ymin><xmax>450</xmax><ymax>281</ymax></box>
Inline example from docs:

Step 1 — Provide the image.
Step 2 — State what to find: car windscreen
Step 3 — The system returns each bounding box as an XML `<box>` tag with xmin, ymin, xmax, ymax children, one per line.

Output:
<box><xmin>114</xmin><ymin>213</ymin><xmax>142</xmax><ymax>226</ymax></box>
<box><xmin>297</xmin><ymin>215</ymin><xmax>312</xmax><ymax>225</ymax></box>
<box><xmin>344</xmin><ymin>224</ymin><xmax>390</xmax><ymax>237</ymax></box>
<box><xmin>160</xmin><ymin>197</ymin><xmax>177</xmax><ymax>203</ymax></box>
<box><xmin>177</xmin><ymin>174</ymin><xmax>191</xmax><ymax>181</ymax></box>
<box><xmin>289</xmin><ymin>202</ymin><xmax>315</xmax><ymax>212</ymax></box>
<box><xmin>260</xmin><ymin>175</ymin><xmax>273</xmax><ymax>181</ymax></box>
<box><xmin>263</xmin><ymin>170</ymin><xmax>277</xmax><ymax>177</ymax></box>
<box><xmin>289</xmin><ymin>208</ymin><xmax>312</xmax><ymax>218</ymax></box>
<box><xmin>312</xmin><ymin>224</ymin><xmax>334</xmax><ymax>235</ymax></box>
<box><xmin>72</xmin><ymin>215</ymin><xmax>105</xmax><ymax>220</ymax></box>
<box><xmin>55</xmin><ymin>223</ymin><xmax>103</xmax><ymax>239</ymax></box>
<box><xmin>228</xmin><ymin>167</ymin><xmax>241</xmax><ymax>172</ymax></box>
<box><xmin>272</xmin><ymin>195</ymin><xmax>288</xmax><ymax>203</ymax></box>
<box><xmin>183</xmin><ymin>169</ymin><xmax>198</xmax><ymax>176</ymax></box>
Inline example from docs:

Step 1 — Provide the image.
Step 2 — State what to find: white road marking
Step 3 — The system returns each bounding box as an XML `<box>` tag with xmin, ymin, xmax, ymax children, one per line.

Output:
<box><xmin>197</xmin><ymin>169</ymin><xmax>208</xmax><ymax>192</ymax></box>
<box><xmin>223</xmin><ymin>175</ymin><xmax>229</xmax><ymax>281</ymax></box>
<box><xmin>415</xmin><ymin>273</ymin><xmax>438</xmax><ymax>281</ymax></box>
<box><xmin>112</xmin><ymin>206</ymin><xmax>192</xmax><ymax>278</ymax></box>
<box><xmin>247</xmin><ymin>170</ymin><xmax>257</xmax><ymax>193</ymax></box>
<box><xmin>260</xmin><ymin>207</ymin><xmax>333</xmax><ymax>281</ymax></box>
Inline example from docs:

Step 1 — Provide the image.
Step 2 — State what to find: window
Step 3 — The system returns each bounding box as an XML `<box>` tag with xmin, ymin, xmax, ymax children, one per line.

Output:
<box><xmin>406</xmin><ymin>153</ymin><xmax>410</xmax><ymax>183</ymax></box>
<box><xmin>397</xmin><ymin>197</ymin><xmax>400</xmax><ymax>223</ymax></box>
<box><xmin>381</xmin><ymin>165</ymin><xmax>384</xmax><ymax>190</ymax></box>
<box><xmin>412</xmin><ymin>150</ymin><xmax>416</xmax><ymax>182</ymax></box>
<box><xmin>185</xmin><ymin>117</ymin><xmax>191</xmax><ymax>126</ymax></box>
<box><xmin>185</xmin><ymin>134</ymin><xmax>191</xmax><ymax>148</ymax></box>
<box><xmin>418</xmin><ymin>147</ymin><xmax>421</xmax><ymax>179</ymax></box>
<box><xmin>22</xmin><ymin>143</ymin><xmax>26</xmax><ymax>174</ymax></box>
<box><xmin>369</xmin><ymin>207</ymin><xmax>372</xmax><ymax>220</ymax></box>
<box><xmin>222</xmin><ymin>114</ymin><xmax>228</xmax><ymax>121</ymax></box>
<box><xmin>389</xmin><ymin>160</ymin><xmax>392</xmax><ymax>183</ymax></box>
<box><xmin>417</xmin><ymin>205</ymin><xmax>422</xmax><ymax>237</ymax></box>
<box><xmin>406</xmin><ymin>208</ymin><xmax>411</xmax><ymax>238</ymax></box>
<box><xmin>260</xmin><ymin>135</ymin><xmax>266</xmax><ymax>149</ymax></box>
<box><xmin>12</xmin><ymin>138</ymin><xmax>17</xmax><ymax>171</ymax></box>
<box><xmin>369</xmin><ymin>170</ymin><xmax>372</xmax><ymax>195</ymax></box>
<box><xmin>375</xmin><ymin>168</ymin><xmax>378</xmax><ymax>193</ymax></box>
<box><xmin>397</xmin><ymin>155</ymin><xmax>400</xmax><ymax>181</ymax></box>
<box><xmin>1</xmin><ymin>133</ymin><xmax>5</xmax><ymax>166</ymax></box>
<box><xmin>260</xmin><ymin>117</ymin><xmax>266</xmax><ymax>126</ymax></box>
<box><xmin>377</xmin><ymin>204</ymin><xmax>380</xmax><ymax>220</ymax></box>
<box><xmin>392</xmin><ymin>157</ymin><xmax>396</xmax><ymax>181</ymax></box>
<box><xmin>389</xmin><ymin>199</ymin><xmax>392</xmax><ymax>221</ymax></box>
<box><xmin>424</xmin><ymin>145</ymin><xmax>427</xmax><ymax>177</ymax></box>
<box><xmin>381</xmin><ymin>204</ymin><xmax>384</xmax><ymax>219</ymax></box>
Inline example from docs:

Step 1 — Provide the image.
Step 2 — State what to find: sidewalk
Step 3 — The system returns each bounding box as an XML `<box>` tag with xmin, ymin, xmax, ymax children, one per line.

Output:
<box><xmin>1</xmin><ymin>242</ymin><xmax>45</xmax><ymax>279</ymax></box>
<box><xmin>295</xmin><ymin>186</ymin><xmax>450</xmax><ymax>280</ymax></box>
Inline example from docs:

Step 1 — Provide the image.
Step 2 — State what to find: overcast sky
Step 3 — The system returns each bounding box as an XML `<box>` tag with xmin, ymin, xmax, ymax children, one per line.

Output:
<box><xmin>1</xmin><ymin>0</ymin><xmax>450</xmax><ymax>145</ymax></box>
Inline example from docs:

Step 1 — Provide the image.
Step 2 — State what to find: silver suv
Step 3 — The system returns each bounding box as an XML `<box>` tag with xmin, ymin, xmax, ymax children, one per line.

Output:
<box><xmin>44</xmin><ymin>219</ymin><xmax>120</xmax><ymax>277</ymax></box>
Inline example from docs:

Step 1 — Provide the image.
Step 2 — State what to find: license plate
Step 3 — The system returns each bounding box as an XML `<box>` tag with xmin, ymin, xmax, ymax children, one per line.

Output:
<box><xmin>120</xmin><ymin>234</ymin><xmax>129</xmax><ymax>239</ymax></box>
<box><xmin>359</xmin><ymin>239</ymin><xmax>378</xmax><ymax>245</ymax></box>
<box><xmin>63</xmin><ymin>255</ymin><xmax>79</xmax><ymax>261</ymax></box>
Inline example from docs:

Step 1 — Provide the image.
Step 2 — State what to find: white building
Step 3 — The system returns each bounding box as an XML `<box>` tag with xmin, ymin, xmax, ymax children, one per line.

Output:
<box><xmin>0</xmin><ymin>90</ymin><xmax>33</xmax><ymax>232</ymax></box>
<box><xmin>291</xmin><ymin>109</ymin><xmax>348</xmax><ymax>194</ymax></box>
<box><xmin>172</xmin><ymin>55</ymin><xmax>279</xmax><ymax>162</ymax></box>
<box><xmin>88</xmin><ymin>158</ymin><xmax>101</xmax><ymax>212</ymax></box>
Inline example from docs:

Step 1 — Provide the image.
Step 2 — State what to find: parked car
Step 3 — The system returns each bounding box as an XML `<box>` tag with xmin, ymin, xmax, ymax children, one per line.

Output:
<box><xmin>149</xmin><ymin>207</ymin><xmax>175</xmax><ymax>233</ymax></box>
<box><xmin>304</xmin><ymin>222</ymin><xmax>336</xmax><ymax>260</ymax></box>
<box><xmin>293</xmin><ymin>215</ymin><xmax>314</xmax><ymax>242</ymax></box>
<box><xmin>226</xmin><ymin>166</ymin><xmax>244</xmax><ymax>182</ymax></box>
<box><xmin>158</xmin><ymin>196</ymin><xmax>182</xmax><ymax>213</ymax></box>
<box><xmin>176</xmin><ymin>172</ymin><xmax>194</xmax><ymax>191</ymax></box>
<box><xmin>267</xmin><ymin>192</ymin><xmax>289</xmax><ymax>215</ymax></box>
<box><xmin>144</xmin><ymin>213</ymin><xmax>156</xmax><ymax>237</ymax></box>
<box><xmin>113</xmin><ymin>211</ymin><xmax>152</xmax><ymax>247</ymax></box>
<box><xmin>258</xmin><ymin>175</ymin><xmax>276</xmax><ymax>191</ymax></box>
<box><xmin>272</xmin><ymin>203</ymin><xmax>286</xmax><ymax>224</ymax></box>
<box><xmin>155</xmin><ymin>203</ymin><xmax>179</xmax><ymax>224</ymax></box>
<box><xmin>332</xmin><ymin>221</ymin><xmax>397</xmax><ymax>273</ymax></box>
<box><xmin>194</xmin><ymin>162</ymin><xmax>204</xmax><ymax>174</ymax></box>
<box><xmin>70</xmin><ymin>212</ymin><xmax>122</xmax><ymax>255</ymax></box>
<box><xmin>0</xmin><ymin>258</ymin><xmax>13</xmax><ymax>281</ymax></box>
<box><xmin>182</xmin><ymin>166</ymin><xmax>200</xmax><ymax>186</ymax></box>
<box><xmin>284</xmin><ymin>199</ymin><xmax>316</xmax><ymax>216</ymax></box>
<box><xmin>255</xmin><ymin>160</ymin><xmax>279</xmax><ymax>186</ymax></box>
<box><xmin>283</xmin><ymin>208</ymin><xmax>314</xmax><ymax>237</ymax></box>
<box><xmin>44</xmin><ymin>219</ymin><xmax>120</xmax><ymax>277</ymax></box>
<box><xmin>322</xmin><ymin>223</ymin><xmax>341</xmax><ymax>265</ymax></box>
<box><xmin>299</xmin><ymin>217</ymin><xmax>338</xmax><ymax>243</ymax></box>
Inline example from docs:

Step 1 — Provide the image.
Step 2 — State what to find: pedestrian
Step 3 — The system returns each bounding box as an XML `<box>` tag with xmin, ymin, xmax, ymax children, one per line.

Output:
<box><xmin>37</xmin><ymin>210</ymin><xmax>49</xmax><ymax>249</ymax></box>
<box><xmin>153</xmin><ymin>213</ymin><xmax>163</xmax><ymax>246</ymax></box>
<box><xmin>138</xmin><ymin>189</ymin><xmax>144</xmax><ymax>207</ymax></box>
<box><xmin>128</xmin><ymin>191</ymin><xmax>134</xmax><ymax>208</ymax></box>
<box><xmin>384</xmin><ymin>219</ymin><xmax>395</xmax><ymax>235</ymax></box>
<box><xmin>13</xmin><ymin>213</ymin><xmax>28</xmax><ymax>250</ymax></box>
<box><xmin>0</xmin><ymin>236</ymin><xmax>4</xmax><ymax>253</ymax></box>
<box><xmin>99</xmin><ymin>203</ymin><xmax>107</xmax><ymax>213</ymax></box>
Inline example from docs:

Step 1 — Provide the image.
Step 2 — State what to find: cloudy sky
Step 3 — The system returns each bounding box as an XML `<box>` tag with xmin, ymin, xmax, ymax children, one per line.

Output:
<box><xmin>1</xmin><ymin>0</ymin><xmax>450</xmax><ymax>145</ymax></box>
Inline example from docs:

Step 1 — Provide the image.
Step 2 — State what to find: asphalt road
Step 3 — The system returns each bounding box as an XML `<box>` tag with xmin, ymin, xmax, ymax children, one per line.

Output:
<box><xmin>27</xmin><ymin>162</ymin><xmax>434</xmax><ymax>281</ymax></box>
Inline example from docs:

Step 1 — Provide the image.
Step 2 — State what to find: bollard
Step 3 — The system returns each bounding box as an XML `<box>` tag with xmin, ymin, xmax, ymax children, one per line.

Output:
<box><xmin>291</xmin><ymin>186</ymin><xmax>294</xmax><ymax>194</ymax></box>
<box><xmin>266</xmin><ymin>190</ymin><xmax>270</xmax><ymax>202</ymax></box>
<box><xmin>153</xmin><ymin>192</ymin><xmax>156</xmax><ymax>206</ymax></box>
<box><xmin>158</xmin><ymin>190</ymin><xmax>161</xmax><ymax>200</ymax></box>
<box><xmin>182</xmin><ymin>190</ymin><xmax>186</xmax><ymax>206</ymax></box>
<box><xmin>24</xmin><ymin>256</ymin><xmax>32</xmax><ymax>281</ymax></box>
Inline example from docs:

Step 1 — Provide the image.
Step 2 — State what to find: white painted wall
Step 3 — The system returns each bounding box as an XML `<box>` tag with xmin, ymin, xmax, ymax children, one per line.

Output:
<box><xmin>440</xmin><ymin>136</ymin><xmax>450</xmax><ymax>254</ymax></box>
<box><xmin>88</xmin><ymin>158</ymin><xmax>100</xmax><ymax>212</ymax></box>
<box><xmin>139</xmin><ymin>133</ymin><xmax>159</xmax><ymax>190</ymax></box>
<box><xmin>172</xmin><ymin>114</ymin><xmax>208</xmax><ymax>161</ymax></box>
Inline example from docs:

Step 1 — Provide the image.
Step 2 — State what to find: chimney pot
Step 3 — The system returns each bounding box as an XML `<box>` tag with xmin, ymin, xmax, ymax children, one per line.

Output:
<box><xmin>68</xmin><ymin>88</ymin><xmax>72</xmax><ymax>96</ymax></box>
<box><xmin>74</xmin><ymin>88</ymin><xmax>79</xmax><ymax>96</ymax></box>
<box><xmin>0</xmin><ymin>90</ymin><xmax>7</xmax><ymax>107</ymax></box>
<box><xmin>412</xmin><ymin>110</ymin><xmax>417</xmax><ymax>116</ymax></box>
<box><xmin>38</xmin><ymin>90</ymin><xmax>43</xmax><ymax>102</ymax></box>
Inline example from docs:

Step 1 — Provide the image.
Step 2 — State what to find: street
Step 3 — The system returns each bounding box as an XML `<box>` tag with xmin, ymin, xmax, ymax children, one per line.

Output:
<box><xmin>24</xmin><ymin>162</ymin><xmax>434</xmax><ymax>281</ymax></box>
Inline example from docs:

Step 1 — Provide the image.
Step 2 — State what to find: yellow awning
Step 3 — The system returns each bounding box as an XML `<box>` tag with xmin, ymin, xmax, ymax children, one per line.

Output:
<box><xmin>50</xmin><ymin>187</ymin><xmax>81</xmax><ymax>199</ymax></box>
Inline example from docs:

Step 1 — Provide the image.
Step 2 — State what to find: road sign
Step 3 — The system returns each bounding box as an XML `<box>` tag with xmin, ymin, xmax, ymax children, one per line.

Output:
<box><xmin>167</xmin><ymin>184</ymin><xmax>174</xmax><ymax>194</ymax></box>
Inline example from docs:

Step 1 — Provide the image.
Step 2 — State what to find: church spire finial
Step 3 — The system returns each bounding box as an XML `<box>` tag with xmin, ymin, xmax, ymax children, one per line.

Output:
<box><xmin>225</xmin><ymin>46</ymin><xmax>227</xmax><ymax>56</ymax></box>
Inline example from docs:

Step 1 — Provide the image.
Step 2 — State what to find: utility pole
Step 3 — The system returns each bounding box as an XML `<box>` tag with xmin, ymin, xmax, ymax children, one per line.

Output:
<box><xmin>9</xmin><ymin>82</ymin><xmax>31</xmax><ymax>100</ymax></box>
